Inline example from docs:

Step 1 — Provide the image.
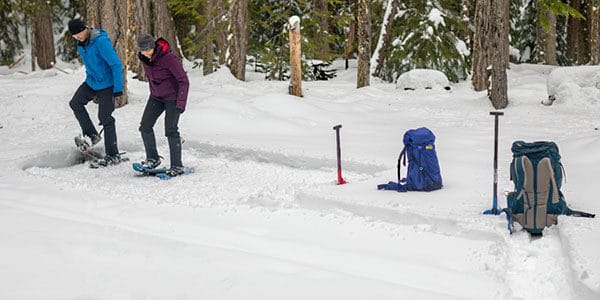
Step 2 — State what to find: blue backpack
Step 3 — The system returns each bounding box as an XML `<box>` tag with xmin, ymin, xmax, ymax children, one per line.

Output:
<box><xmin>505</xmin><ymin>141</ymin><xmax>594</xmax><ymax>234</ymax></box>
<box><xmin>378</xmin><ymin>127</ymin><xmax>443</xmax><ymax>192</ymax></box>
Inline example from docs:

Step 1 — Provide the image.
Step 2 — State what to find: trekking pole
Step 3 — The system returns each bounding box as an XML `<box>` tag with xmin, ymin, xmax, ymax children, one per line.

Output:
<box><xmin>333</xmin><ymin>124</ymin><xmax>347</xmax><ymax>185</ymax></box>
<box><xmin>484</xmin><ymin>111</ymin><xmax>504</xmax><ymax>215</ymax></box>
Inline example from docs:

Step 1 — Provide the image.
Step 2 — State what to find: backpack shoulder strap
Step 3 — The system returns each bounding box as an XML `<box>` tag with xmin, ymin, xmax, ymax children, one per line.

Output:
<box><xmin>397</xmin><ymin>147</ymin><xmax>406</xmax><ymax>183</ymax></box>
<box><xmin>537</xmin><ymin>157</ymin><xmax>559</xmax><ymax>204</ymax></box>
<box><xmin>519</xmin><ymin>156</ymin><xmax>535</xmax><ymax>230</ymax></box>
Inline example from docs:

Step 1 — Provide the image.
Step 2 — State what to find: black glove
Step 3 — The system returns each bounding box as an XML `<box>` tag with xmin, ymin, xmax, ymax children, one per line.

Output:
<box><xmin>114</xmin><ymin>95</ymin><xmax>123</xmax><ymax>105</ymax></box>
<box><xmin>113</xmin><ymin>92</ymin><xmax>124</xmax><ymax>106</ymax></box>
<box><xmin>176</xmin><ymin>108</ymin><xmax>184</xmax><ymax>114</ymax></box>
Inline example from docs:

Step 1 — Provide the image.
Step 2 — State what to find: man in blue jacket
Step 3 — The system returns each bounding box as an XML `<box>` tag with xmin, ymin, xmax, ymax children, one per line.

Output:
<box><xmin>68</xmin><ymin>19</ymin><xmax>123</xmax><ymax>166</ymax></box>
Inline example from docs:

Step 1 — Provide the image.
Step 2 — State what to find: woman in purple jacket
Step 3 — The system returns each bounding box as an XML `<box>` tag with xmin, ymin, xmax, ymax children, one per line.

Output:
<box><xmin>137</xmin><ymin>34</ymin><xmax>189</xmax><ymax>176</ymax></box>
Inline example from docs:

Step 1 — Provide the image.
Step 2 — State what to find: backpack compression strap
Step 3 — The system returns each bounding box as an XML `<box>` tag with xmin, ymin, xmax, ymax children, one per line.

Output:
<box><xmin>567</xmin><ymin>210</ymin><xmax>595</xmax><ymax>218</ymax></box>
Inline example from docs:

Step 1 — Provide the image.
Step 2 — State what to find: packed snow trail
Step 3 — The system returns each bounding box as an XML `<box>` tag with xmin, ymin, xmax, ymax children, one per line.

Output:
<box><xmin>12</xmin><ymin>143</ymin><xmax>597</xmax><ymax>299</ymax></box>
<box><xmin>3</xmin><ymin>162</ymin><xmax>502</xmax><ymax>299</ymax></box>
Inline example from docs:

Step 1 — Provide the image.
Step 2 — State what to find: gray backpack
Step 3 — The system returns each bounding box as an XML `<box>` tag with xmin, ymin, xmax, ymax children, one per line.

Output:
<box><xmin>505</xmin><ymin>141</ymin><xmax>594</xmax><ymax>234</ymax></box>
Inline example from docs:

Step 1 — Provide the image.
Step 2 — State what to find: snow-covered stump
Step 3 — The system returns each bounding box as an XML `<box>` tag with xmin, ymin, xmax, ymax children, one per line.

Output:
<box><xmin>544</xmin><ymin>66</ymin><xmax>600</xmax><ymax>106</ymax></box>
<box><xmin>395</xmin><ymin>69</ymin><xmax>451</xmax><ymax>91</ymax></box>
<box><xmin>288</xmin><ymin>16</ymin><xmax>303</xmax><ymax>97</ymax></box>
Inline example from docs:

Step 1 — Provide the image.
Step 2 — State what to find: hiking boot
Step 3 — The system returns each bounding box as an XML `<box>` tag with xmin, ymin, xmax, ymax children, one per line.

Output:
<box><xmin>97</xmin><ymin>154</ymin><xmax>122</xmax><ymax>167</ymax></box>
<box><xmin>165</xmin><ymin>166</ymin><xmax>185</xmax><ymax>177</ymax></box>
<box><xmin>75</xmin><ymin>134</ymin><xmax>101</xmax><ymax>152</ymax></box>
<box><xmin>141</xmin><ymin>158</ymin><xmax>161</xmax><ymax>169</ymax></box>
<box><xmin>88</xmin><ymin>134</ymin><xmax>102</xmax><ymax>146</ymax></box>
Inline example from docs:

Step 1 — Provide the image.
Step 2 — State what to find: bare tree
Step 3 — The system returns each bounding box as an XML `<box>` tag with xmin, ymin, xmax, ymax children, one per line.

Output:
<box><xmin>32</xmin><ymin>8</ymin><xmax>54</xmax><ymax>70</ymax></box>
<box><xmin>87</xmin><ymin>0</ymin><xmax>128</xmax><ymax>107</ymax></box>
<box><xmin>490</xmin><ymin>0</ymin><xmax>509</xmax><ymax>109</ymax></box>
<box><xmin>227</xmin><ymin>0</ymin><xmax>249</xmax><ymax>81</ymax></box>
<box><xmin>356</xmin><ymin>0</ymin><xmax>370</xmax><ymax>88</ymax></box>
<box><xmin>154</xmin><ymin>0</ymin><xmax>181</xmax><ymax>59</ymax></box>
<box><xmin>589</xmin><ymin>0</ymin><xmax>600</xmax><ymax>64</ymax></box>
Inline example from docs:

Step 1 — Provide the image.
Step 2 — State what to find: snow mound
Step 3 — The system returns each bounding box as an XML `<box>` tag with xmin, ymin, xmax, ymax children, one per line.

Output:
<box><xmin>195</xmin><ymin>66</ymin><xmax>242</xmax><ymax>84</ymax></box>
<box><xmin>544</xmin><ymin>66</ymin><xmax>600</xmax><ymax>106</ymax></box>
<box><xmin>396</xmin><ymin>69</ymin><xmax>451</xmax><ymax>91</ymax></box>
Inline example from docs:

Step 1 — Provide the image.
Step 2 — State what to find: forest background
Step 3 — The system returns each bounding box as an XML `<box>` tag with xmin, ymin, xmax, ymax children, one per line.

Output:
<box><xmin>0</xmin><ymin>0</ymin><xmax>599</xmax><ymax>109</ymax></box>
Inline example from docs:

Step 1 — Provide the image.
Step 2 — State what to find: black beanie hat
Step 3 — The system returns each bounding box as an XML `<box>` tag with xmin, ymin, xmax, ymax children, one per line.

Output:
<box><xmin>68</xmin><ymin>19</ymin><xmax>86</xmax><ymax>35</ymax></box>
<box><xmin>137</xmin><ymin>34</ymin><xmax>155</xmax><ymax>51</ymax></box>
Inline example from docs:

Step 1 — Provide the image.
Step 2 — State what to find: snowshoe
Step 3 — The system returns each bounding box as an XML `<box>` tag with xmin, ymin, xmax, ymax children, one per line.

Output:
<box><xmin>156</xmin><ymin>166</ymin><xmax>194</xmax><ymax>180</ymax></box>
<box><xmin>74</xmin><ymin>134</ymin><xmax>103</xmax><ymax>162</ymax></box>
<box><xmin>132</xmin><ymin>162</ymin><xmax>167</xmax><ymax>175</ymax></box>
<box><xmin>89</xmin><ymin>153</ymin><xmax>129</xmax><ymax>168</ymax></box>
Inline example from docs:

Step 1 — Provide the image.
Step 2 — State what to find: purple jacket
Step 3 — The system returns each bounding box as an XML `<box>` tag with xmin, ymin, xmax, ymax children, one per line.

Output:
<box><xmin>139</xmin><ymin>38</ymin><xmax>189</xmax><ymax>112</ymax></box>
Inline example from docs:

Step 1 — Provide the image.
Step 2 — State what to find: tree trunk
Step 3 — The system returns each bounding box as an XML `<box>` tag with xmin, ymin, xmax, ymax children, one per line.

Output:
<box><xmin>86</xmin><ymin>0</ymin><xmax>101</xmax><ymax>33</ymax></box>
<box><xmin>372</xmin><ymin>0</ymin><xmax>399</xmax><ymax>78</ymax></box>
<box><xmin>490</xmin><ymin>0</ymin><xmax>508</xmax><ymax>109</ymax></box>
<box><xmin>288</xmin><ymin>17</ymin><xmax>303</xmax><ymax>97</ymax></box>
<box><xmin>155</xmin><ymin>0</ymin><xmax>182</xmax><ymax>59</ymax></box>
<box><xmin>127</xmin><ymin>0</ymin><xmax>150</xmax><ymax>81</ymax></box>
<box><xmin>536</xmin><ymin>6</ymin><xmax>557</xmax><ymax>65</ymax></box>
<box><xmin>32</xmin><ymin>9</ymin><xmax>55</xmax><ymax>70</ymax></box>
<box><xmin>589</xmin><ymin>0</ymin><xmax>600</xmax><ymax>64</ymax></box>
<box><xmin>227</xmin><ymin>0</ymin><xmax>249</xmax><ymax>81</ymax></box>
<box><xmin>87</xmin><ymin>0</ymin><xmax>128</xmax><ymax>107</ymax></box>
<box><xmin>200</xmin><ymin>1</ymin><xmax>215</xmax><ymax>75</ymax></box>
<box><xmin>314</xmin><ymin>0</ymin><xmax>330</xmax><ymax>59</ymax></box>
<box><xmin>215</xmin><ymin>0</ymin><xmax>228</xmax><ymax>65</ymax></box>
<box><xmin>345</xmin><ymin>18</ymin><xmax>356</xmax><ymax>70</ymax></box>
<box><xmin>472</xmin><ymin>0</ymin><xmax>493</xmax><ymax>91</ymax></box>
<box><xmin>503</xmin><ymin>0</ymin><xmax>510</xmax><ymax>68</ymax></box>
<box><xmin>356</xmin><ymin>0</ymin><xmax>370</xmax><ymax>88</ymax></box>
<box><xmin>566</xmin><ymin>0</ymin><xmax>583</xmax><ymax>64</ymax></box>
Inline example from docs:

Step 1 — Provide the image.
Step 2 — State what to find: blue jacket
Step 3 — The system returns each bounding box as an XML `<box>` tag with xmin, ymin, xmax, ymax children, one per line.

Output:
<box><xmin>77</xmin><ymin>29</ymin><xmax>123</xmax><ymax>94</ymax></box>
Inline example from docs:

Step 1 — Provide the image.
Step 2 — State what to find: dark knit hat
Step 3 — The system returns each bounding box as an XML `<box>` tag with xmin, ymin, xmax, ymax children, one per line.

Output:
<box><xmin>137</xmin><ymin>34</ymin><xmax>155</xmax><ymax>51</ymax></box>
<box><xmin>68</xmin><ymin>19</ymin><xmax>86</xmax><ymax>35</ymax></box>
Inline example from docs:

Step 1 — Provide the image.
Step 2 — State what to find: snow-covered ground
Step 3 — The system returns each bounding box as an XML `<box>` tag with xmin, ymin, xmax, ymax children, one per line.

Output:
<box><xmin>1</xmin><ymin>60</ymin><xmax>599</xmax><ymax>299</ymax></box>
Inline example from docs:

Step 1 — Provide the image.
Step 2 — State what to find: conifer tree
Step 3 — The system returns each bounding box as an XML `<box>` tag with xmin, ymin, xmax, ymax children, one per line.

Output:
<box><xmin>510</xmin><ymin>0</ymin><xmax>538</xmax><ymax>63</ymax></box>
<box><xmin>0</xmin><ymin>0</ymin><xmax>23</xmax><ymax>65</ymax></box>
<box><xmin>380</xmin><ymin>0</ymin><xmax>469</xmax><ymax>83</ymax></box>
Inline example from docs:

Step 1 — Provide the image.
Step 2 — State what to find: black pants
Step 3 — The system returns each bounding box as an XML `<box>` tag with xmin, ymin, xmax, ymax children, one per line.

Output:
<box><xmin>139</xmin><ymin>97</ymin><xmax>182</xmax><ymax>168</ymax></box>
<box><xmin>69</xmin><ymin>83</ymin><xmax>119</xmax><ymax>156</ymax></box>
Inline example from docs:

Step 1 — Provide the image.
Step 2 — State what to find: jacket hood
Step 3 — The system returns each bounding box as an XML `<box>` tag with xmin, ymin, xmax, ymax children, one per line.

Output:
<box><xmin>138</xmin><ymin>37</ymin><xmax>172</xmax><ymax>66</ymax></box>
<box><xmin>78</xmin><ymin>28</ymin><xmax>105</xmax><ymax>47</ymax></box>
<box><xmin>152</xmin><ymin>38</ymin><xmax>171</xmax><ymax>60</ymax></box>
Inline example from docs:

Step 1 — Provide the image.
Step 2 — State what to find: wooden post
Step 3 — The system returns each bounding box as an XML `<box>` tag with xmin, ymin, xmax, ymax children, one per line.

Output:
<box><xmin>288</xmin><ymin>16</ymin><xmax>303</xmax><ymax>97</ymax></box>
